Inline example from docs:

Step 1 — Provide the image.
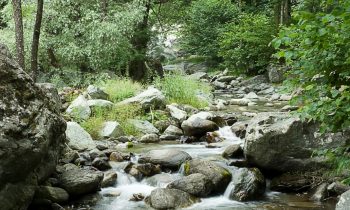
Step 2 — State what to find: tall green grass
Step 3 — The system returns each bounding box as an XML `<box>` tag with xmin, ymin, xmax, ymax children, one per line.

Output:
<box><xmin>81</xmin><ymin>104</ymin><xmax>144</xmax><ymax>139</ymax></box>
<box><xmin>99</xmin><ymin>78</ymin><xmax>143</xmax><ymax>103</ymax></box>
<box><xmin>154</xmin><ymin>73</ymin><xmax>211</xmax><ymax>108</ymax></box>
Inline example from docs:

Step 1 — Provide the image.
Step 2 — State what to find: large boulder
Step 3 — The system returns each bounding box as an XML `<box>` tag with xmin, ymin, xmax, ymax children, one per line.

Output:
<box><xmin>138</xmin><ymin>149</ymin><xmax>191</xmax><ymax>170</ymax></box>
<box><xmin>33</xmin><ymin>186</ymin><xmax>69</xmax><ymax>204</ymax></box>
<box><xmin>128</xmin><ymin>119</ymin><xmax>159</xmax><ymax>134</ymax></box>
<box><xmin>118</xmin><ymin>87</ymin><xmax>166</xmax><ymax>110</ymax></box>
<box><xmin>160</xmin><ymin>125</ymin><xmax>183</xmax><ymax>141</ymax></box>
<box><xmin>181</xmin><ymin>112</ymin><xmax>219</xmax><ymax>137</ymax></box>
<box><xmin>244</xmin><ymin>112</ymin><xmax>348</xmax><ymax>173</ymax></box>
<box><xmin>86</xmin><ymin>85</ymin><xmax>108</xmax><ymax>100</ymax></box>
<box><xmin>145</xmin><ymin>188</ymin><xmax>198</xmax><ymax>209</ymax></box>
<box><xmin>184</xmin><ymin>159</ymin><xmax>231</xmax><ymax>193</ymax></box>
<box><xmin>267</xmin><ymin>65</ymin><xmax>284</xmax><ymax>83</ymax></box>
<box><xmin>66</xmin><ymin>122</ymin><xmax>96</xmax><ymax>151</ymax></box>
<box><xmin>99</xmin><ymin>121</ymin><xmax>124</xmax><ymax>139</ymax></box>
<box><xmin>226</xmin><ymin>168</ymin><xmax>265</xmax><ymax>201</ymax></box>
<box><xmin>167</xmin><ymin>173</ymin><xmax>214</xmax><ymax>197</ymax></box>
<box><xmin>0</xmin><ymin>44</ymin><xmax>66</xmax><ymax>210</ymax></box>
<box><xmin>336</xmin><ymin>189</ymin><xmax>350</xmax><ymax>210</ymax></box>
<box><xmin>166</xmin><ymin>104</ymin><xmax>187</xmax><ymax>123</ymax></box>
<box><xmin>66</xmin><ymin>95</ymin><xmax>91</xmax><ymax>120</ymax></box>
<box><xmin>87</xmin><ymin>99</ymin><xmax>113</xmax><ymax>109</ymax></box>
<box><xmin>58</xmin><ymin>168</ymin><xmax>103</xmax><ymax>196</ymax></box>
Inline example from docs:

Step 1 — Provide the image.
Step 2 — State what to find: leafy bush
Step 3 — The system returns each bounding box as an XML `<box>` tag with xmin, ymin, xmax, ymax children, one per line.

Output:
<box><xmin>81</xmin><ymin>104</ymin><xmax>144</xmax><ymax>138</ymax></box>
<box><xmin>99</xmin><ymin>78</ymin><xmax>143</xmax><ymax>103</ymax></box>
<box><xmin>181</xmin><ymin>0</ymin><xmax>239</xmax><ymax>60</ymax></box>
<box><xmin>154</xmin><ymin>73</ymin><xmax>211</xmax><ymax>108</ymax></box>
<box><xmin>219</xmin><ymin>13</ymin><xmax>276</xmax><ymax>74</ymax></box>
<box><xmin>272</xmin><ymin>0</ymin><xmax>350</xmax><ymax>132</ymax></box>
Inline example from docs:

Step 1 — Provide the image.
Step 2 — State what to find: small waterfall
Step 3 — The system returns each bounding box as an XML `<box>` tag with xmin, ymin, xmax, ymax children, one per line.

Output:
<box><xmin>217</xmin><ymin>126</ymin><xmax>243</xmax><ymax>145</ymax></box>
<box><xmin>223</xmin><ymin>182</ymin><xmax>234</xmax><ymax>198</ymax></box>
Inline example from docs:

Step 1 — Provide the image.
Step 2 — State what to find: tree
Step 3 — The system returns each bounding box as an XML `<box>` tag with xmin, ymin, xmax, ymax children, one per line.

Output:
<box><xmin>11</xmin><ymin>0</ymin><xmax>25</xmax><ymax>70</ymax></box>
<box><xmin>31</xmin><ymin>0</ymin><xmax>44</xmax><ymax>81</ymax></box>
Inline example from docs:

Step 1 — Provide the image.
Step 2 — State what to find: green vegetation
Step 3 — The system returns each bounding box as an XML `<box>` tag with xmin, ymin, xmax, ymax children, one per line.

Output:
<box><xmin>154</xmin><ymin>73</ymin><xmax>211</xmax><ymax>109</ymax></box>
<box><xmin>219</xmin><ymin>13</ymin><xmax>276</xmax><ymax>74</ymax></box>
<box><xmin>81</xmin><ymin>104</ymin><xmax>144</xmax><ymax>139</ymax></box>
<box><xmin>181</xmin><ymin>0</ymin><xmax>238</xmax><ymax>61</ymax></box>
<box><xmin>99</xmin><ymin>78</ymin><xmax>143</xmax><ymax>103</ymax></box>
<box><xmin>273</xmin><ymin>0</ymin><xmax>350</xmax><ymax>132</ymax></box>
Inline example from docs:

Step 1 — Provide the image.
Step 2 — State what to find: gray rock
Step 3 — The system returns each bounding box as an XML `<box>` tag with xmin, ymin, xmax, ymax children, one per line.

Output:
<box><xmin>36</xmin><ymin>83</ymin><xmax>62</xmax><ymax>112</ymax></box>
<box><xmin>166</xmin><ymin>104</ymin><xmax>187</xmax><ymax>122</ymax></box>
<box><xmin>213</xmin><ymin>81</ymin><xmax>226</xmax><ymax>89</ymax></box>
<box><xmin>140</xmin><ymin>134</ymin><xmax>160</xmax><ymax>143</ymax></box>
<box><xmin>267</xmin><ymin>65</ymin><xmax>284</xmax><ymax>83</ymax></box>
<box><xmin>188</xmin><ymin>72</ymin><xmax>209</xmax><ymax>80</ymax></box>
<box><xmin>227</xmin><ymin>168</ymin><xmax>265</xmax><ymax>201</ymax></box>
<box><xmin>281</xmin><ymin>105</ymin><xmax>299</xmax><ymax>112</ymax></box>
<box><xmin>270</xmin><ymin>93</ymin><xmax>281</xmax><ymax>101</ymax></box>
<box><xmin>58</xmin><ymin>168</ymin><xmax>103</xmax><ymax>196</ymax></box>
<box><xmin>244</xmin><ymin>112</ymin><xmax>348</xmax><ymax>173</ymax></box>
<box><xmin>231</xmin><ymin>121</ymin><xmax>249</xmax><ymax>139</ymax></box>
<box><xmin>99</xmin><ymin>121</ymin><xmax>124</xmax><ymax>138</ymax></box>
<box><xmin>118</xmin><ymin>87</ymin><xmax>166</xmax><ymax>110</ymax></box>
<box><xmin>244</xmin><ymin>92</ymin><xmax>259</xmax><ymax>99</ymax></box>
<box><xmin>66</xmin><ymin>95</ymin><xmax>91</xmax><ymax>120</ymax></box>
<box><xmin>167</xmin><ymin>173</ymin><xmax>214</xmax><ymax>197</ymax></box>
<box><xmin>87</xmin><ymin>85</ymin><xmax>108</xmax><ymax>100</ymax></box>
<box><xmin>336</xmin><ymin>189</ymin><xmax>350</xmax><ymax>210</ymax></box>
<box><xmin>184</xmin><ymin>159</ymin><xmax>231</xmax><ymax>193</ymax></box>
<box><xmin>101</xmin><ymin>171</ymin><xmax>118</xmax><ymax>188</ymax></box>
<box><xmin>240</xmin><ymin>75</ymin><xmax>268</xmax><ymax>87</ymax></box>
<box><xmin>216</xmin><ymin>76</ymin><xmax>236</xmax><ymax>83</ymax></box>
<box><xmin>145</xmin><ymin>188</ymin><xmax>198</xmax><ymax>209</ymax></box>
<box><xmin>160</xmin><ymin>125</ymin><xmax>183</xmax><ymax>140</ymax></box>
<box><xmin>311</xmin><ymin>183</ymin><xmax>328</xmax><ymax>201</ymax></box>
<box><xmin>185</xmin><ymin>62</ymin><xmax>209</xmax><ymax>74</ymax></box>
<box><xmin>222</xmin><ymin>145</ymin><xmax>243</xmax><ymax>159</ymax></box>
<box><xmin>328</xmin><ymin>182</ymin><xmax>350</xmax><ymax>196</ymax></box>
<box><xmin>87</xmin><ymin>99</ymin><xmax>114</xmax><ymax>109</ymax></box>
<box><xmin>34</xmin><ymin>186</ymin><xmax>69</xmax><ymax>204</ymax></box>
<box><xmin>138</xmin><ymin>149</ymin><xmax>191</xmax><ymax>170</ymax></box>
<box><xmin>66</xmin><ymin>122</ymin><xmax>96</xmax><ymax>151</ymax></box>
<box><xmin>0</xmin><ymin>45</ymin><xmax>66</xmax><ymax>210</ymax></box>
<box><xmin>279</xmin><ymin>94</ymin><xmax>292</xmax><ymax>101</ymax></box>
<box><xmin>181</xmin><ymin>112</ymin><xmax>219</xmax><ymax>137</ymax></box>
<box><xmin>129</xmin><ymin>119</ymin><xmax>159</xmax><ymax>134</ymax></box>
<box><xmin>92</xmin><ymin>157</ymin><xmax>111</xmax><ymax>171</ymax></box>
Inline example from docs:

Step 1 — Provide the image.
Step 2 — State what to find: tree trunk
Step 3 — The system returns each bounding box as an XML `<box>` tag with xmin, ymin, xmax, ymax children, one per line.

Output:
<box><xmin>100</xmin><ymin>0</ymin><xmax>108</xmax><ymax>20</ymax></box>
<box><xmin>274</xmin><ymin>0</ymin><xmax>291</xmax><ymax>26</ymax></box>
<box><xmin>11</xmin><ymin>0</ymin><xmax>25</xmax><ymax>70</ymax></box>
<box><xmin>129</xmin><ymin>0</ymin><xmax>151</xmax><ymax>81</ymax></box>
<box><xmin>31</xmin><ymin>0</ymin><xmax>44</xmax><ymax>82</ymax></box>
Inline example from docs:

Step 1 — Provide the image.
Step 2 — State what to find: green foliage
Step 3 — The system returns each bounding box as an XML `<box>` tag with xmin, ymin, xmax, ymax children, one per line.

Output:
<box><xmin>219</xmin><ymin>13</ymin><xmax>276</xmax><ymax>74</ymax></box>
<box><xmin>181</xmin><ymin>0</ymin><xmax>239</xmax><ymax>60</ymax></box>
<box><xmin>313</xmin><ymin>146</ymin><xmax>350</xmax><ymax>184</ymax></box>
<box><xmin>272</xmin><ymin>0</ymin><xmax>350</xmax><ymax>132</ymax></box>
<box><xmin>154</xmin><ymin>73</ymin><xmax>211</xmax><ymax>108</ymax></box>
<box><xmin>81</xmin><ymin>104</ymin><xmax>144</xmax><ymax>138</ymax></box>
<box><xmin>99</xmin><ymin>78</ymin><xmax>143</xmax><ymax>103</ymax></box>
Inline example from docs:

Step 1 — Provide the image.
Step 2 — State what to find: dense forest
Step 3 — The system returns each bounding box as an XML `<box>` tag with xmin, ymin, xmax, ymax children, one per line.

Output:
<box><xmin>1</xmin><ymin>0</ymin><xmax>350</xmax><ymax>209</ymax></box>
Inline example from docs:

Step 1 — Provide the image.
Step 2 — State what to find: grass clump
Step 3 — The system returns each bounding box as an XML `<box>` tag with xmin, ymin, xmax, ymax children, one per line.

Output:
<box><xmin>81</xmin><ymin>104</ymin><xmax>144</xmax><ymax>139</ymax></box>
<box><xmin>154</xmin><ymin>73</ymin><xmax>211</xmax><ymax>108</ymax></box>
<box><xmin>99</xmin><ymin>78</ymin><xmax>143</xmax><ymax>103</ymax></box>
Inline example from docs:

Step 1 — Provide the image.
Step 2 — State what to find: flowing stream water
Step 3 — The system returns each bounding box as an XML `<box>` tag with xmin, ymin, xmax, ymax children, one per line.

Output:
<box><xmin>70</xmin><ymin>93</ymin><xmax>337</xmax><ymax>210</ymax></box>
<box><xmin>85</xmin><ymin>126</ymin><xmax>336</xmax><ymax>210</ymax></box>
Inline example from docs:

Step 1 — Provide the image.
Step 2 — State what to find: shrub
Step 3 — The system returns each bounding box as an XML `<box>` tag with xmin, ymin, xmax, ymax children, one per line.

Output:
<box><xmin>272</xmin><ymin>0</ymin><xmax>350</xmax><ymax>132</ymax></box>
<box><xmin>181</xmin><ymin>0</ymin><xmax>239</xmax><ymax>60</ymax></box>
<box><xmin>99</xmin><ymin>78</ymin><xmax>143</xmax><ymax>103</ymax></box>
<box><xmin>219</xmin><ymin>12</ymin><xmax>276</xmax><ymax>74</ymax></box>
<box><xmin>154</xmin><ymin>73</ymin><xmax>211</xmax><ymax>108</ymax></box>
